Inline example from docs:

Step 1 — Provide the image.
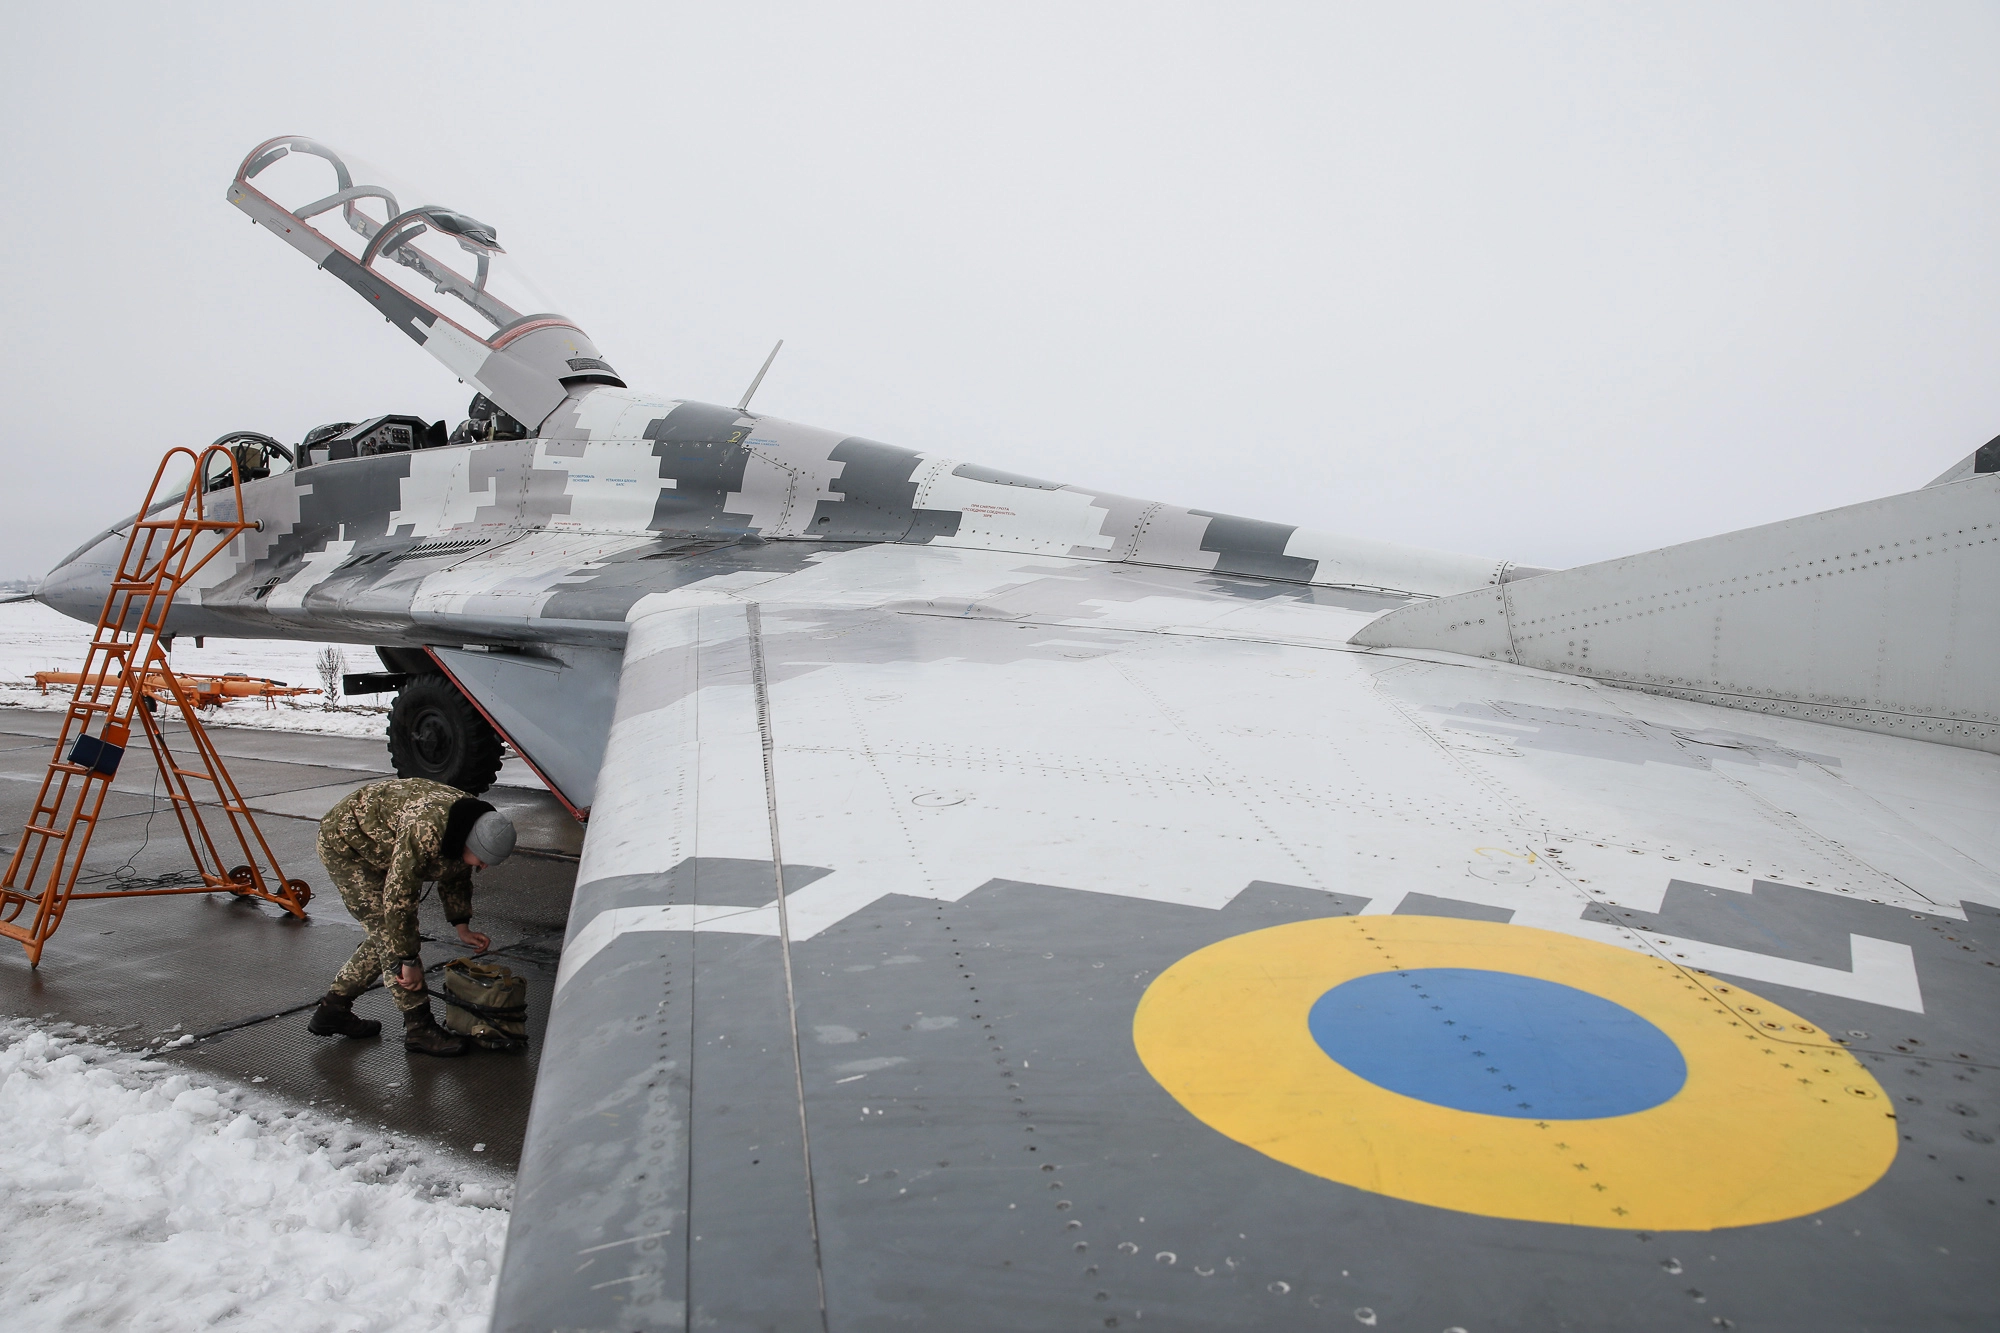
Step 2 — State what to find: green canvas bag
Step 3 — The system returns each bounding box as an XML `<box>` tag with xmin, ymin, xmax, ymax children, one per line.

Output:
<box><xmin>440</xmin><ymin>957</ymin><xmax>529</xmax><ymax>1051</ymax></box>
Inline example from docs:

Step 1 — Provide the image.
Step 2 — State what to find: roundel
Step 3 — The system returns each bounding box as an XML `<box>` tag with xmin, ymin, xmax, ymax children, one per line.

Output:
<box><xmin>1132</xmin><ymin>916</ymin><xmax>1897</xmax><ymax>1230</ymax></box>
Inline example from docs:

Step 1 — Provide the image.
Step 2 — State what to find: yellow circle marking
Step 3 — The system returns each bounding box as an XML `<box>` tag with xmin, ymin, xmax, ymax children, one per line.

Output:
<box><xmin>1133</xmin><ymin>916</ymin><xmax>1896</xmax><ymax>1230</ymax></box>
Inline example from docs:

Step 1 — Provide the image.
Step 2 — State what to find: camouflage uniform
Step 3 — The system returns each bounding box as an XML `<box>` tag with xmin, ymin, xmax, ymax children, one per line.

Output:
<box><xmin>318</xmin><ymin>777</ymin><xmax>476</xmax><ymax>1014</ymax></box>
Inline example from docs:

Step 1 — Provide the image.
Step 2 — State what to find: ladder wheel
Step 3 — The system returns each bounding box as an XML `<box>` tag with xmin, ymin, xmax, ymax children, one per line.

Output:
<box><xmin>287</xmin><ymin>880</ymin><xmax>313</xmax><ymax>906</ymax></box>
<box><xmin>386</xmin><ymin>675</ymin><xmax>503</xmax><ymax>794</ymax></box>
<box><xmin>227</xmin><ymin>864</ymin><xmax>256</xmax><ymax>896</ymax></box>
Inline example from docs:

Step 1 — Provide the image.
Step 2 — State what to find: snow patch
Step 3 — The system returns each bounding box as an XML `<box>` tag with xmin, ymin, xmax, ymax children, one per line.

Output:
<box><xmin>0</xmin><ymin>601</ymin><xmax>391</xmax><ymax>739</ymax></box>
<box><xmin>0</xmin><ymin>1021</ymin><xmax>510</xmax><ymax>1332</ymax></box>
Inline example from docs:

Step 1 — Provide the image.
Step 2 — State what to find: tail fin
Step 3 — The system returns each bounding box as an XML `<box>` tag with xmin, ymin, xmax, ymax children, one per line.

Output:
<box><xmin>1925</xmin><ymin>432</ymin><xmax>2000</xmax><ymax>488</ymax></box>
<box><xmin>1352</xmin><ymin>474</ymin><xmax>2000</xmax><ymax>754</ymax></box>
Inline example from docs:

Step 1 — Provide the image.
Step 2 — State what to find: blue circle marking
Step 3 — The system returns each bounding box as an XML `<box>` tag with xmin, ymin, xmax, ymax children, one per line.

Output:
<box><xmin>1307</xmin><ymin>968</ymin><xmax>1688</xmax><ymax>1119</ymax></box>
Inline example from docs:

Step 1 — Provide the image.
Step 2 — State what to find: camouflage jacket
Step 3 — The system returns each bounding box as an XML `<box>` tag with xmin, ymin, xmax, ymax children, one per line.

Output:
<box><xmin>320</xmin><ymin>777</ymin><xmax>475</xmax><ymax>957</ymax></box>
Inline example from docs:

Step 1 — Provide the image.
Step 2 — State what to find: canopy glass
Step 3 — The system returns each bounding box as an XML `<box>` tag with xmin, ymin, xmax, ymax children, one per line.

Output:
<box><xmin>235</xmin><ymin>137</ymin><xmax>563</xmax><ymax>346</ymax></box>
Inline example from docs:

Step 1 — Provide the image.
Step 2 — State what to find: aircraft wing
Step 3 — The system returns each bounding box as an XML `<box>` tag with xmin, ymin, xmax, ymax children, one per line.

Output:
<box><xmin>491</xmin><ymin>542</ymin><xmax>2000</xmax><ymax>1332</ymax></box>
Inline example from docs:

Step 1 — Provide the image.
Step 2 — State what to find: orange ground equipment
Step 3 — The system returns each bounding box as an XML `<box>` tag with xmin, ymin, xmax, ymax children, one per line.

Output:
<box><xmin>33</xmin><ymin>669</ymin><xmax>320</xmax><ymax>711</ymax></box>
<box><xmin>0</xmin><ymin>445</ymin><xmax>312</xmax><ymax>966</ymax></box>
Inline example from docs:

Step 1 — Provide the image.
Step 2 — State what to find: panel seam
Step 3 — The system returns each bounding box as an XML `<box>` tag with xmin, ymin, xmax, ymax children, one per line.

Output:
<box><xmin>744</xmin><ymin>600</ymin><xmax>831</xmax><ymax>1328</ymax></box>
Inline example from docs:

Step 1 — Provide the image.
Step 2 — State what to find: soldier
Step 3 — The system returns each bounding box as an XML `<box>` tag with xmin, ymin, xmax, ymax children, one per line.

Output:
<box><xmin>306</xmin><ymin>777</ymin><xmax>517</xmax><ymax>1056</ymax></box>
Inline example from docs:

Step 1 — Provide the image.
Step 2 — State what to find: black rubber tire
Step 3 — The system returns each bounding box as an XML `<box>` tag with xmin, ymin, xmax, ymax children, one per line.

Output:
<box><xmin>385</xmin><ymin>674</ymin><xmax>503</xmax><ymax>794</ymax></box>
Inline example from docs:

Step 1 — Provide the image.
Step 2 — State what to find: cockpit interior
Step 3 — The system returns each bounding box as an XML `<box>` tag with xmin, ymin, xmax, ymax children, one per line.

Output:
<box><xmin>203</xmin><ymin>393</ymin><xmax>530</xmax><ymax>490</ymax></box>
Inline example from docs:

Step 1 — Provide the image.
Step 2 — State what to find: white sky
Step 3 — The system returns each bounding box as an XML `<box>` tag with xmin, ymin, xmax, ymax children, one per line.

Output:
<box><xmin>5</xmin><ymin>3</ymin><xmax>1998</xmax><ymax>576</ymax></box>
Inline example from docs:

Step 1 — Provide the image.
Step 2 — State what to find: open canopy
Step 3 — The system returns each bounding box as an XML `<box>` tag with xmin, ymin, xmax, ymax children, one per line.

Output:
<box><xmin>228</xmin><ymin>136</ymin><xmax>621</xmax><ymax>432</ymax></box>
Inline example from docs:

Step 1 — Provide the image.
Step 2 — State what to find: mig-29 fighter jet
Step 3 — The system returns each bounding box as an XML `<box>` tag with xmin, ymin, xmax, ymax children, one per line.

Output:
<box><xmin>36</xmin><ymin>136</ymin><xmax>2000</xmax><ymax>1332</ymax></box>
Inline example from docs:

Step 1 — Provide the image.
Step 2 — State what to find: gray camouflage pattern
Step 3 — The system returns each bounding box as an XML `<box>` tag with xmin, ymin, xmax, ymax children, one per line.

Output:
<box><xmin>38</xmin><ymin>395</ymin><xmax>1532</xmax><ymax>654</ymax></box>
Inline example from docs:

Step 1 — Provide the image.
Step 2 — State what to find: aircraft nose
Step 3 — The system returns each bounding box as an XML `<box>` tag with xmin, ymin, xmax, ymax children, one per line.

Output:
<box><xmin>36</xmin><ymin>531</ymin><xmax>121</xmax><ymax>627</ymax></box>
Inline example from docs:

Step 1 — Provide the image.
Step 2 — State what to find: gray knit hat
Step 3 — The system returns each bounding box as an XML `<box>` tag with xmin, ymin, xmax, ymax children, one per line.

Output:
<box><xmin>465</xmin><ymin>810</ymin><xmax>517</xmax><ymax>866</ymax></box>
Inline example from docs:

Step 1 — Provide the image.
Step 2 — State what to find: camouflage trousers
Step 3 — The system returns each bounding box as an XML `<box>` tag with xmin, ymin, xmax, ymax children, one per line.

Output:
<box><xmin>319</xmin><ymin>832</ymin><xmax>431</xmax><ymax>1014</ymax></box>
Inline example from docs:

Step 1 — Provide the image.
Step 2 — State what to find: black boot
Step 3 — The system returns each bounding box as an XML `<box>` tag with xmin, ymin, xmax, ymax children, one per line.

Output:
<box><xmin>403</xmin><ymin>1003</ymin><xmax>470</xmax><ymax>1057</ymax></box>
<box><xmin>307</xmin><ymin>992</ymin><xmax>381</xmax><ymax>1039</ymax></box>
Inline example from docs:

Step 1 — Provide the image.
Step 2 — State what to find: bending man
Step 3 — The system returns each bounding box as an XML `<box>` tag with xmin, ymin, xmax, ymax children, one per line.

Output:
<box><xmin>306</xmin><ymin>777</ymin><xmax>517</xmax><ymax>1056</ymax></box>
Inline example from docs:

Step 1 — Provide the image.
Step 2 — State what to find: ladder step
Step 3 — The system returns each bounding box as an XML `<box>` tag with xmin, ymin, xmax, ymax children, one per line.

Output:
<box><xmin>0</xmin><ymin>445</ymin><xmax>306</xmax><ymax>956</ymax></box>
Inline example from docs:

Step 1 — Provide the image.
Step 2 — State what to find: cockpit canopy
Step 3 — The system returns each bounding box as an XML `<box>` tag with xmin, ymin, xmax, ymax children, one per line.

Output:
<box><xmin>228</xmin><ymin>136</ymin><xmax>622</xmax><ymax>432</ymax></box>
<box><xmin>244</xmin><ymin>139</ymin><xmax>553</xmax><ymax>342</ymax></box>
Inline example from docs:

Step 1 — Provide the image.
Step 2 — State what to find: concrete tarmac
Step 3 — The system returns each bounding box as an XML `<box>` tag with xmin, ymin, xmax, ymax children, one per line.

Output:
<box><xmin>0</xmin><ymin>706</ymin><xmax>578</xmax><ymax>1169</ymax></box>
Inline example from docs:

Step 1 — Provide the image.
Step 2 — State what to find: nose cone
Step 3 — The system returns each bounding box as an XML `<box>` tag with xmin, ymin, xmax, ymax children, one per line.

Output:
<box><xmin>36</xmin><ymin>529</ymin><xmax>122</xmax><ymax>626</ymax></box>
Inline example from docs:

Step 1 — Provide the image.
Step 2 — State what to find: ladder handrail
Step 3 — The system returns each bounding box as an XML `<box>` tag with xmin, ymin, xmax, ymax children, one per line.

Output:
<box><xmin>0</xmin><ymin>445</ymin><xmax>310</xmax><ymax>965</ymax></box>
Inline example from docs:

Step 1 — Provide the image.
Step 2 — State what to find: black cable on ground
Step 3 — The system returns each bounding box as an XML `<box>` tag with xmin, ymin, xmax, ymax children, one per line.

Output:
<box><xmin>78</xmin><ymin>769</ymin><xmax>166</xmax><ymax>886</ymax></box>
<box><xmin>179</xmin><ymin>927</ymin><xmax>567</xmax><ymax>1044</ymax></box>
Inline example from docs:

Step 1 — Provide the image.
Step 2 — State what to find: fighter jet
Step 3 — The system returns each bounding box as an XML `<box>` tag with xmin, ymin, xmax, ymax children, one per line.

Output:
<box><xmin>36</xmin><ymin>136</ymin><xmax>2000</xmax><ymax>1332</ymax></box>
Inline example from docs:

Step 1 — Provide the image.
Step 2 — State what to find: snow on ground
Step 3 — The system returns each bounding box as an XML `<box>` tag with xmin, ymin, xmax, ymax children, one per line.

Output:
<box><xmin>0</xmin><ymin>1020</ymin><xmax>510</xmax><ymax>1333</ymax></box>
<box><xmin>0</xmin><ymin>607</ymin><xmax>532</xmax><ymax>1327</ymax></box>
<box><xmin>0</xmin><ymin>600</ymin><xmax>394</xmax><ymax>740</ymax></box>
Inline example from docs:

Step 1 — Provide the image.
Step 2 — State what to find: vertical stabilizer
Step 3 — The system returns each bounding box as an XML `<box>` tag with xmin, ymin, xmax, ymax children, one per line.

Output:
<box><xmin>1351</xmin><ymin>476</ymin><xmax>2000</xmax><ymax>753</ymax></box>
<box><xmin>1926</xmin><ymin>433</ymin><xmax>2000</xmax><ymax>488</ymax></box>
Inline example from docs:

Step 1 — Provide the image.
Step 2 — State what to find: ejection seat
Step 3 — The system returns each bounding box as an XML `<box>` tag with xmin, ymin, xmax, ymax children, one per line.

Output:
<box><xmin>201</xmin><ymin>431</ymin><xmax>291</xmax><ymax>492</ymax></box>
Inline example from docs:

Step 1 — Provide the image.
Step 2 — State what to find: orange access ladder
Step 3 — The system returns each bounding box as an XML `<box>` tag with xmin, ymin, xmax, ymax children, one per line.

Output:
<box><xmin>0</xmin><ymin>444</ymin><xmax>312</xmax><ymax>966</ymax></box>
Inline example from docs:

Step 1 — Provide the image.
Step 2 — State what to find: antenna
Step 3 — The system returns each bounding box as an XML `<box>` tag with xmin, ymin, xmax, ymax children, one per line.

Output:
<box><xmin>735</xmin><ymin>339</ymin><xmax>784</xmax><ymax>413</ymax></box>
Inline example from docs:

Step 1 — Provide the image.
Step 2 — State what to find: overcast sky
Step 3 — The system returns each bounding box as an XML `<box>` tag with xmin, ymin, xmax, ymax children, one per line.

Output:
<box><xmin>5</xmin><ymin>3</ymin><xmax>1998</xmax><ymax>578</ymax></box>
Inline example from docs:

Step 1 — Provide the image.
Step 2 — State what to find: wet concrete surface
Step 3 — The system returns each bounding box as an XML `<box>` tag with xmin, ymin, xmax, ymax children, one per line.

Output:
<box><xmin>0</xmin><ymin>707</ymin><xmax>578</xmax><ymax>1169</ymax></box>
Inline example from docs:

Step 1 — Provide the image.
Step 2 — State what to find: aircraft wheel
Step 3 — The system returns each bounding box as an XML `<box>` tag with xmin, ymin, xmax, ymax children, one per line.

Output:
<box><xmin>386</xmin><ymin>674</ymin><xmax>503</xmax><ymax>794</ymax></box>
